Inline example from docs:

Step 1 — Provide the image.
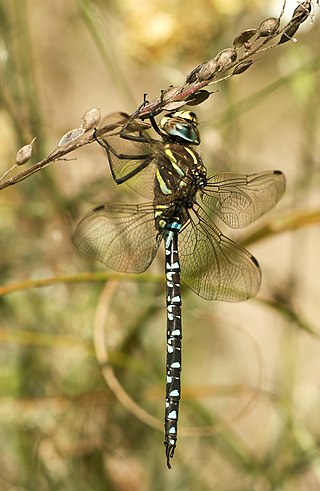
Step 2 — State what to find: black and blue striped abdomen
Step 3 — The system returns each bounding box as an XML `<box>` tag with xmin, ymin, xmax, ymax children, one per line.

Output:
<box><xmin>163</xmin><ymin>223</ymin><xmax>182</xmax><ymax>468</ymax></box>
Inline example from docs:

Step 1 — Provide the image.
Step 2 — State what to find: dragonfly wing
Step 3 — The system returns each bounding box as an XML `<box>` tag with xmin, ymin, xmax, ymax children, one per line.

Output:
<box><xmin>179</xmin><ymin>207</ymin><xmax>261</xmax><ymax>301</ymax></box>
<box><xmin>202</xmin><ymin>170</ymin><xmax>286</xmax><ymax>228</ymax></box>
<box><xmin>97</xmin><ymin>112</ymin><xmax>158</xmax><ymax>199</ymax></box>
<box><xmin>72</xmin><ymin>203</ymin><xmax>162</xmax><ymax>273</ymax></box>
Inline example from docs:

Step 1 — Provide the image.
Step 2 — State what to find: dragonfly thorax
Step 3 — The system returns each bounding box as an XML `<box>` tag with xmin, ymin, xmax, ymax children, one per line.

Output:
<box><xmin>153</xmin><ymin>144</ymin><xmax>207</xmax><ymax>237</ymax></box>
<box><xmin>154</xmin><ymin>144</ymin><xmax>207</xmax><ymax>207</ymax></box>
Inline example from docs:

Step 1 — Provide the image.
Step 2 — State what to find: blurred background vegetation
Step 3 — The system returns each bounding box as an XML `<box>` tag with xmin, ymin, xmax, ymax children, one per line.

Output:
<box><xmin>1</xmin><ymin>0</ymin><xmax>320</xmax><ymax>490</ymax></box>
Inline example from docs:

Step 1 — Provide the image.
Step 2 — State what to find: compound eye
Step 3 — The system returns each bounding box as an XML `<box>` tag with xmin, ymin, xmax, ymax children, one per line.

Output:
<box><xmin>159</xmin><ymin>112</ymin><xmax>200</xmax><ymax>144</ymax></box>
<box><xmin>176</xmin><ymin>124</ymin><xmax>196</xmax><ymax>141</ymax></box>
<box><xmin>166</xmin><ymin>122</ymin><xmax>200</xmax><ymax>144</ymax></box>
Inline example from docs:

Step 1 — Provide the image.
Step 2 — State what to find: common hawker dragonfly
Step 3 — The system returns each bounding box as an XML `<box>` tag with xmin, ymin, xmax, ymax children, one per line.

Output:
<box><xmin>72</xmin><ymin>109</ymin><xmax>285</xmax><ymax>468</ymax></box>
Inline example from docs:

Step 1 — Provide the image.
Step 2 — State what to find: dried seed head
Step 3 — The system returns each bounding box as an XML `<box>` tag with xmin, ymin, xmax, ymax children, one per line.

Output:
<box><xmin>58</xmin><ymin>128</ymin><xmax>85</xmax><ymax>146</ymax></box>
<box><xmin>79</xmin><ymin>107</ymin><xmax>101</xmax><ymax>131</ymax></box>
<box><xmin>232</xmin><ymin>60</ymin><xmax>254</xmax><ymax>75</ymax></box>
<box><xmin>279</xmin><ymin>0</ymin><xmax>313</xmax><ymax>44</ymax></box>
<box><xmin>214</xmin><ymin>48</ymin><xmax>237</xmax><ymax>71</ymax></box>
<box><xmin>185</xmin><ymin>66</ymin><xmax>199</xmax><ymax>84</ymax></box>
<box><xmin>185</xmin><ymin>59</ymin><xmax>218</xmax><ymax>83</ymax></box>
<box><xmin>15</xmin><ymin>137</ymin><xmax>37</xmax><ymax>165</ymax></box>
<box><xmin>162</xmin><ymin>85</ymin><xmax>182</xmax><ymax>99</ymax></box>
<box><xmin>233</xmin><ymin>29</ymin><xmax>257</xmax><ymax>48</ymax></box>
<box><xmin>278</xmin><ymin>20</ymin><xmax>300</xmax><ymax>44</ymax></box>
<box><xmin>292</xmin><ymin>1</ymin><xmax>312</xmax><ymax>24</ymax></box>
<box><xmin>197</xmin><ymin>59</ymin><xmax>218</xmax><ymax>81</ymax></box>
<box><xmin>257</xmin><ymin>17</ymin><xmax>280</xmax><ymax>37</ymax></box>
<box><xmin>186</xmin><ymin>49</ymin><xmax>237</xmax><ymax>84</ymax></box>
<box><xmin>163</xmin><ymin>100</ymin><xmax>186</xmax><ymax>111</ymax></box>
<box><xmin>185</xmin><ymin>90</ymin><xmax>210</xmax><ymax>106</ymax></box>
<box><xmin>161</xmin><ymin>85</ymin><xmax>184</xmax><ymax>108</ymax></box>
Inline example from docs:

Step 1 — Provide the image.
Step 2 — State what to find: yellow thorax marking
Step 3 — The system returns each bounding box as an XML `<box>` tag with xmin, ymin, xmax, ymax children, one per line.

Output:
<box><xmin>184</xmin><ymin>146</ymin><xmax>198</xmax><ymax>164</ymax></box>
<box><xmin>156</xmin><ymin>168</ymin><xmax>172</xmax><ymax>195</ymax></box>
<box><xmin>164</xmin><ymin>148</ymin><xmax>185</xmax><ymax>177</ymax></box>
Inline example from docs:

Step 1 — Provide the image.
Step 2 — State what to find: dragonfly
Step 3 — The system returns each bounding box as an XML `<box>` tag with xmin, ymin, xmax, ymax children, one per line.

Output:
<box><xmin>72</xmin><ymin>109</ymin><xmax>286</xmax><ymax>468</ymax></box>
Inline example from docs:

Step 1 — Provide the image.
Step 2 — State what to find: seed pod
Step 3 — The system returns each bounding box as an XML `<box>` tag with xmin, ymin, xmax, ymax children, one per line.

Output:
<box><xmin>257</xmin><ymin>17</ymin><xmax>280</xmax><ymax>37</ymax></box>
<box><xmin>185</xmin><ymin>65</ymin><xmax>200</xmax><ymax>83</ymax></box>
<box><xmin>58</xmin><ymin>128</ymin><xmax>85</xmax><ymax>146</ymax></box>
<box><xmin>197</xmin><ymin>59</ymin><xmax>219</xmax><ymax>81</ymax></box>
<box><xmin>232</xmin><ymin>59</ymin><xmax>254</xmax><ymax>75</ymax></box>
<box><xmin>185</xmin><ymin>59</ymin><xmax>218</xmax><ymax>83</ymax></box>
<box><xmin>15</xmin><ymin>137</ymin><xmax>37</xmax><ymax>165</ymax></box>
<box><xmin>214</xmin><ymin>48</ymin><xmax>237</xmax><ymax>71</ymax></box>
<box><xmin>185</xmin><ymin>90</ymin><xmax>210</xmax><ymax>106</ymax></box>
<box><xmin>279</xmin><ymin>0</ymin><xmax>312</xmax><ymax>44</ymax></box>
<box><xmin>79</xmin><ymin>107</ymin><xmax>101</xmax><ymax>131</ymax></box>
<box><xmin>278</xmin><ymin>20</ymin><xmax>300</xmax><ymax>44</ymax></box>
<box><xmin>292</xmin><ymin>1</ymin><xmax>311</xmax><ymax>24</ymax></box>
<box><xmin>233</xmin><ymin>29</ymin><xmax>257</xmax><ymax>48</ymax></box>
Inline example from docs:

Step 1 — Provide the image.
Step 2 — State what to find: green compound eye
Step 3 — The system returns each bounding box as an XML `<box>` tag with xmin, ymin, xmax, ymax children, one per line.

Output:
<box><xmin>159</xmin><ymin>111</ymin><xmax>200</xmax><ymax>144</ymax></box>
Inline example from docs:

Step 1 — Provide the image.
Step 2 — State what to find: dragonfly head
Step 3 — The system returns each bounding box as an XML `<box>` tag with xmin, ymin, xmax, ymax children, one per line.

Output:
<box><xmin>159</xmin><ymin>110</ymin><xmax>200</xmax><ymax>145</ymax></box>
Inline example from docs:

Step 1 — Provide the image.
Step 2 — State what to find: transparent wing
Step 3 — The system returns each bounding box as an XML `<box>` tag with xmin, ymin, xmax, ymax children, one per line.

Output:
<box><xmin>72</xmin><ymin>203</ymin><xmax>162</xmax><ymax>273</ymax></box>
<box><xmin>179</xmin><ymin>206</ymin><xmax>261</xmax><ymax>301</ymax></box>
<box><xmin>96</xmin><ymin>112</ymin><xmax>159</xmax><ymax>199</ymax></box>
<box><xmin>202</xmin><ymin>170</ymin><xmax>286</xmax><ymax>228</ymax></box>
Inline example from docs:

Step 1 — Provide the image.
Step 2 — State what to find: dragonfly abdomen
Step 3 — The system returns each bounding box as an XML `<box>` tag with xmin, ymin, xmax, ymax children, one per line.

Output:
<box><xmin>164</xmin><ymin>227</ymin><xmax>182</xmax><ymax>468</ymax></box>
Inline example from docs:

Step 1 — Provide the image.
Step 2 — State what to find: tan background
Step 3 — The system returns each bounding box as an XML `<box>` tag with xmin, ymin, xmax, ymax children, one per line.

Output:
<box><xmin>0</xmin><ymin>1</ymin><xmax>320</xmax><ymax>490</ymax></box>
